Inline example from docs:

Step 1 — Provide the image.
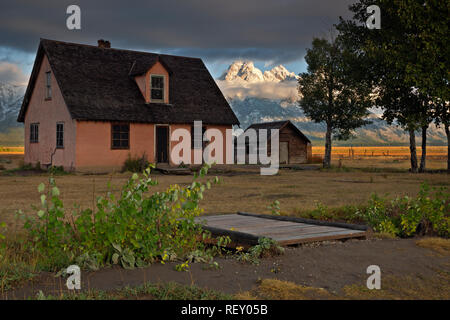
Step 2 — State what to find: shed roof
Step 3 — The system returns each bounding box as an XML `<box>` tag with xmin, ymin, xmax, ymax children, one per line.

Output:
<box><xmin>246</xmin><ymin>120</ymin><xmax>311</xmax><ymax>143</ymax></box>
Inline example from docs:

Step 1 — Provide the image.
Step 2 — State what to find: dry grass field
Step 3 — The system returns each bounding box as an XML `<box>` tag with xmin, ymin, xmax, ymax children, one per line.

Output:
<box><xmin>0</xmin><ymin>150</ymin><xmax>448</xmax><ymax>300</ymax></box>
<box><xmin>312</xmin><ymin>146</ymin><xmax>447</xmax><ymax>157</ymax></box>
<box><xmin>0</xmin><ymin>151</ymin><xmax>448</xmax><ymax>231</ymax></box>
<box><xmin>0</xmin><ymin>147</ymin><xmax>23</xmax><ymax>154</ymax></box>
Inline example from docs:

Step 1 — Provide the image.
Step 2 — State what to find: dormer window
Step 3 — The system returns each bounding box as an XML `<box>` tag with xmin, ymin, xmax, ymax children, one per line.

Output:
<box><xmin>150</xmin><ymin>75</ymin><xmax>164</xmax><ymax>101</ymax></box>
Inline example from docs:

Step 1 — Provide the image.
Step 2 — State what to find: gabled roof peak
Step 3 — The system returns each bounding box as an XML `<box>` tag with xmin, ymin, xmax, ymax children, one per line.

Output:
<box><xmin>18</xmin><ymin>39</ymin><xmax>239</xmax><ymax>126</ymax></box>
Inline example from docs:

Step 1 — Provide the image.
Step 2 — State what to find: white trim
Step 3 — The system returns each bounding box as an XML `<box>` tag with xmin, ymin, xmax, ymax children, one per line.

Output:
<box><xmin>149</xmin><ymin>74</ymin><xmax>165</xmax><ymax>103</ymax></box>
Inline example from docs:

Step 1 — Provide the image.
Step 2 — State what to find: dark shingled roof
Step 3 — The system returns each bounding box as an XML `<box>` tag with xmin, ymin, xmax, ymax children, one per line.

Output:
<box><xmin>246</xmin><ymin>120</ymin><xmax>311</xmax><ymax>143</ymax></box>
<box><xmin>18</xmin><ymin>39</ymin><xmax>239</xmax><ymax>126</ymax></box>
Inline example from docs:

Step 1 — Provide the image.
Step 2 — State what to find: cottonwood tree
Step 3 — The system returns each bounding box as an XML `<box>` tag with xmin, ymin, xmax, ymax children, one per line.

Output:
<box><xmin>377</xmin><ymin>82</ymin><xmax>428</xmax><ymax>173</ymax></box>
<box><xmin>298</xmin><ymin>37</ymin><xmax>372</xmax><ymax>168</ymax></box>
<box><xmin>336</xmin><ymin>0</ymin><xmax>441</xmax><ymax>172</ymax></box>
<box><xmin>435</xmin><ymin>102</ymin><xmax>450</xmax><ymax>172</ymax></box>
<box><xmin>396</xmin><ymin>0</ymin><xmax>449</xmax><ymax>172</ymax></box>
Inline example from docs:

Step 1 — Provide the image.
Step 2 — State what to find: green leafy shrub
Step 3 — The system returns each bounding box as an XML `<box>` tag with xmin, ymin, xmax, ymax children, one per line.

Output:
<box><xmin>237</xmin><ymin>237</ymin><xmax>284</xmax><ymax>264</ymax></box>
<box><xmin>356</xmin><ymin>183</ymin><xmax>449</xmax><ymax>237</ymax></box>
<box><xmin>0</xmin><ymin>222</ymin><xmax>5</xmax><ymax>240</ymax></box>
<box><xmin>48</xmin><ymin>165</ymin><xmax>67</xmax><ymax>175</ymax></box>
<box><xmin>122</xmin><ymin>153</ymin><xmax>150</xmax><ymax>172</ymax></box>
<box><xmin>267</xmin><ymin>200</ymin><xmax>281</xmax><ymax>215</ymax></box>
<box><xmin>19</xmin><ymin>164</ymin><xmax>219</xmax><ymax>270</ymax></box>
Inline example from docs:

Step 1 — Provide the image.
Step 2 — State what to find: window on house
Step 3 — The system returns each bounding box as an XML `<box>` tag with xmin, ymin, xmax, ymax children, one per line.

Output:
<box><xmin>30</xmin><ymin>123</ymin><xmax>39</xmax><ymax>143</ymax></box>
<box><xmin>111</xmin><ymin>123</ymin><xmax>129</xmax><ymax>149</ymax></box>
<box><xmin>56</xmin><ymin>123</ymin><xmax>64</xmax><ymax>148</ymax></box>
<box><xmin>150</xmin><ymin>75</ymin><xmax>164</xmax><ymax>101</ymax></box>
<box><xmin>45</xmin><ymin>71</ymin><xmax>52</xmax><ymax>99</ymax></box>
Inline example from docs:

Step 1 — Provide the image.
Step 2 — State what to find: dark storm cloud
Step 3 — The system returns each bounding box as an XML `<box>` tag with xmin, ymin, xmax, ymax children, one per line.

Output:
<box><xmin>0</xmin><ymin>0</ymin><xmax>355</xmax><ymax>63</ymax></box>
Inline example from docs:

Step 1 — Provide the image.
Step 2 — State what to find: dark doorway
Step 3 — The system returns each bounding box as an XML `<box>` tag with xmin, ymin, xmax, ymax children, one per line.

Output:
<box><xmin>156</xmin><ymin>126</ymin><xmax>169</xmax><ymax>163</ymax></box>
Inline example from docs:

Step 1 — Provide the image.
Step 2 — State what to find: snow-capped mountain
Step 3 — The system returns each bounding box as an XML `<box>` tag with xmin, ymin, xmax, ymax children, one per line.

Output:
<box><xmin>0</xmin><ymin>82</ymin><xmax>25</xmax><ymax>132</ymax></box>
<box><xmin>217</xmin><ymin>61</ymin><xmax>447</xmax><ymax>146</ymax></box>
<box><xmin>219</xmin><ymin>60</ymin><xmax>298</xmax><ymax>83</ymax></box>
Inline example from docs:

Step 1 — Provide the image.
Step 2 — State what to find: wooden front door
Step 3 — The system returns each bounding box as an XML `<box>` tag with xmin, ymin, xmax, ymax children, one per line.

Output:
<box><xmin>280</xmin><ymin>141</ymin><xmax>289</xmax><ymax>164</ymax></box>
<box><xmin>156</xmin><ymin>126</ymin><xmax>169</xmax><ymax>163</ymax></box>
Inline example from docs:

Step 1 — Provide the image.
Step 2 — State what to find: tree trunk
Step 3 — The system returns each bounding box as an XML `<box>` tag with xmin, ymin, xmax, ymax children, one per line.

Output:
<box><xmin>323</xmin><ymin>124</ymin><xmax>332</xmax><ymax>168</ymax></box>
<box><xmin>419</xmin><ymin>125</ymin><xmax>427</xmax><ymax>173</ymax></box>
<box><xmin>446</xmin><ymin>124</ymin><xmax>450</xmax><ymax>173</ymax></box>
<box><xmin>409</xmin><ymin>128</ymin><xmax>418</xmax><ymax>173</ymax></box>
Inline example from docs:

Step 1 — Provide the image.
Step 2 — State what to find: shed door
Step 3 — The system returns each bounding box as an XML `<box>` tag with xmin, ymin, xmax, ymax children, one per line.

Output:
<box><xmin>156</xmin><ymin>126</ymin><xmax>169</xmax><ymax>163</ymax></box>
<box><xmin>280</xmin><ymin>142</ymin><xmax>289</xmax><ymax>164</ymax></box>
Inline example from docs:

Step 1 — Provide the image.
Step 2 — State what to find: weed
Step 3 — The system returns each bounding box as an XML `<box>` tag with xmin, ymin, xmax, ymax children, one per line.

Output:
<box><xmin>47</xmin><ymin>165</ymin><xmax>68</xmax><ymax>175</ymax></box>
<box><xmin>355</xmin><ymin>183</ymin><xmax>449</xmax><ymax>237</ymax></box>
<box><xmin>17</xmin><ymin>164</ymin><xmax>220</xmax><ymax>271</ymax></box>
<box><xmin>267</xmin><ymin>200</ymin><xmax>281</xmax><ymax>215</ymax></box>
<box><xmin>122</xmin><ymin>153</ymin><xmax>150</xmax><ymax>172</ymax></box>
<box><xmin>33</xmin><ymin>282</ymin><xmax>232</xmax><ymax>300</ymax></box>
<box><xmin>237</xmin><ymin>237</ymin><xmax>284</xmax><ymax>265</ymax></box>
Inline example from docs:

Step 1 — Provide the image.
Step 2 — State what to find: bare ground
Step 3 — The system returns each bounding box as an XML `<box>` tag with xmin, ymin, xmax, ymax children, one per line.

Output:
<box><xmin>1</xmin><ymin>153</ymin><xmax>448</xmax><ymax>299</ymax></box>
<box><xmin>3</xmin><ymin>238</ymin><xmax>449</xmax><ymax>299</ymax></box>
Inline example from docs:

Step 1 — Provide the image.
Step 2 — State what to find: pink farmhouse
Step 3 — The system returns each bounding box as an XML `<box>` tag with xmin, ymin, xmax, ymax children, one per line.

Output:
<box><xmin>17</xmin><ymin>39</ymin><xmax>239</xmax><ymax>171</ymax></box>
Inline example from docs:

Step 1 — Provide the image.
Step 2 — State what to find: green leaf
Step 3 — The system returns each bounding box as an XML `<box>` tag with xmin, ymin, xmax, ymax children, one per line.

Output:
<box><xmin>112</xmin><ymin>243</ymin><xmax>122</xmax><ymax>253</ymax></box>
<box><xmin>51</xmin><ymin>186</ymin><xmax>60</xmax><ymax>197</ymax></box>
<box><xmin>37</xmin><ymin>183</ymin><xmax>45</xmax><ymax>193</ymax></box>
<box><xmin>112</xmin><ymin>253</ymin><xmax>119</xmax><ymax>264</ymax></box>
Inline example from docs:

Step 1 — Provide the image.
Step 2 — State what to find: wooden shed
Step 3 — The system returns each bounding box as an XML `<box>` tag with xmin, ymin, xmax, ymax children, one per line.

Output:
<box><xmin>245</xmin><ymin>120</ymin><xmax>312</xmax><ymax>164</ymax></box>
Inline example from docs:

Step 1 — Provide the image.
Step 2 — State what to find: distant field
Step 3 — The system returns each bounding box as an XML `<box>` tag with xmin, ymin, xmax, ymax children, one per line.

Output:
<box><xmin>0</xmin><ymin>146</ymin><xmax>24</xmax><ymax>154</ymax></box>
<box><xmin>1</xmin><ymin>146</ymin><xmax>447</xmax><ymax>156</ymax></box>
<box><xmin>312</xmin><ymin>146</ymin><xmax>447</xmax><ymax>157</ymax></box>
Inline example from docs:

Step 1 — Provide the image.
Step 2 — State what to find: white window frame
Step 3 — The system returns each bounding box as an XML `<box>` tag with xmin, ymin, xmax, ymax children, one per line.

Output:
<box><xmin>150</xmin><ymin>74</ymin><xmax>165</xmax><ymax>102</ymax></box>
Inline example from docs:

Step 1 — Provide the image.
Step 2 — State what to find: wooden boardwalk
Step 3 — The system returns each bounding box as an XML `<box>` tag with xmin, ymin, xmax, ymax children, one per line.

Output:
<box><xmin>196</xmin><ymin>212</ymin><xmax>367</xmax><ymax>246</ymax></box>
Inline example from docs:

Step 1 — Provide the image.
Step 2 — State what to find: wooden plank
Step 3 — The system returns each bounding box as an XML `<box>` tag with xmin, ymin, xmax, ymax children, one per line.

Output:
<box><xmin>268</xmin><ymin>229</ymin><xmax>366</xmax><ymax>241</ymax></box>
<box><xmin>207</xmin><ymin>220</ymin><xmax>300</xmax><ymax>230</ymax></box>
<box><xmin>237</xmin><ymin>223</ymin><xmax>352</xmax><ymax>236</ymax></box>
<box><xmin>198</xmin><ymin>213</ymin><xmax>367</xmax><ymax>247</ymax></box>
<box><xmin>238</xmin><ymin>223</ymin><xmax>350</xmax><ymax>234</ymax></box>
<box><xmin>238</xmin><ymin>212</ymin><xmax>368</xmax><ymax>231</ymax></box>
<box><xmin>275</xmin><ymin>231</ymin><xmax>367</xmax><ymax>245</ymax></box>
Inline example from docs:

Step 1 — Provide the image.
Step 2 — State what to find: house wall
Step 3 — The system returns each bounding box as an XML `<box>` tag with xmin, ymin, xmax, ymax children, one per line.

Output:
<box><xmin>24</xmin><ymin>54</ymin><xmax>77</xmax><ymax>170</ymax></box>
<box><xmin>75</xmin><ymin>121</ymin><xmax>232</xmax><ymax>171</ymax></box>
<box><xmin>134</xmin><ymin>61</ymin><xmax>170</xmax><ymax>103</ymax></box>
<box><xmin>75</xmin><ymin>121</ymin><xmax>155</xmax><ymax>172</ymax></box>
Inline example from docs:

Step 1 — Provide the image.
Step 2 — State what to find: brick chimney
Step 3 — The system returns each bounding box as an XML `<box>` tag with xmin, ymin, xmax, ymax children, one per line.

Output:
<box><xmin>97</xmin><ymin>39</ymin><xmax>111</xmax><ymax>48</ymax></box>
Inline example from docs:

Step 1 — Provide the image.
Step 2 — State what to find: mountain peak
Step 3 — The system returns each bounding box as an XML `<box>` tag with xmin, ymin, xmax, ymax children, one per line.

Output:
<box><xmin>219</xmin><ymin>60</ymin><xmax>298</xmax><ymax>83</ymax></box>
<box><xmin>219</xmin><ymin>60</ymin><xmax>264</xmax><ymax>82</ymax></box>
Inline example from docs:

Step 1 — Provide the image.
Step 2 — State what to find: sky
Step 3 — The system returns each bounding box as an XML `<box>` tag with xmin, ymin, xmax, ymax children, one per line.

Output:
<box><xmin>0</xmin><ymin>0</ymin><xmax>355</xmax><ymax>84</ymax></box>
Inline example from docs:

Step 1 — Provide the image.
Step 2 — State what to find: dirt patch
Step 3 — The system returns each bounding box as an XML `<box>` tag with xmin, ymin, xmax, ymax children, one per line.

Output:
<box><xmin>3</xmin><ymin>238</ymin><xmax>449</xmax><ymax>299</ymax></box>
